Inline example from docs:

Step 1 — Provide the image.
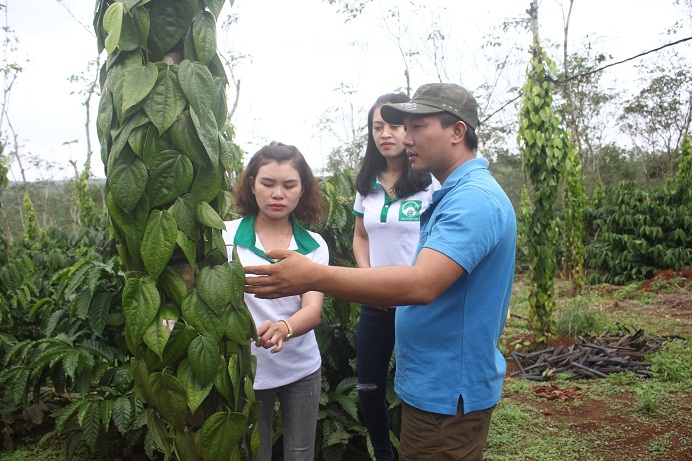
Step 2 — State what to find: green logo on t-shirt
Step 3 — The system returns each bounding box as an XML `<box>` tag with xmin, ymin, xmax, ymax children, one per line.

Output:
<box><xmin>399</xmin><ymin>200</ymin><xmax>423</xmax><ymax>221</ymax></box>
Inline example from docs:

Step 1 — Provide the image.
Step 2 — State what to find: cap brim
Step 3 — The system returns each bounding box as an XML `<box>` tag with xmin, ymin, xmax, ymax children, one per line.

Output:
<box><xmin>380</xmin><ymin>102</ymin><xmax>445</xmax><ymax>125</ymax></box>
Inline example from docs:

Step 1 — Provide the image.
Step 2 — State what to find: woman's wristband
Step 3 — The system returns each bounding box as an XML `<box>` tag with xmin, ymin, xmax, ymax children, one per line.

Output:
<box><xmin>277</xmin><ymin>319</ymin><xmax>293</xmax><ymax>341</ymax></box>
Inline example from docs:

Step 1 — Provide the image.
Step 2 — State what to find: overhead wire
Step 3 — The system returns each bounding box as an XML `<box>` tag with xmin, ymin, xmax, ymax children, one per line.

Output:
<box><xmin>480</xmin><ymin>35</ymin><xmax>692</xmax><ymax>126</ymax></box>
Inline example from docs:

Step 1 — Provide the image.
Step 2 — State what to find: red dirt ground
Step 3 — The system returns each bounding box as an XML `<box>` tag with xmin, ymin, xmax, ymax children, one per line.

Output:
<box><xmin>499</xmin><ymin>269</ymin><xmax>692</xmax><ymax>460</ymax></box>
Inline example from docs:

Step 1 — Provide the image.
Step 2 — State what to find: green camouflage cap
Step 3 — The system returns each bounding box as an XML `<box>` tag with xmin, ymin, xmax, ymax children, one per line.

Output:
<box><xmin>380</xmin><ymin>83</ymin><xmax>479</xmax><ymax>130</ymax></box>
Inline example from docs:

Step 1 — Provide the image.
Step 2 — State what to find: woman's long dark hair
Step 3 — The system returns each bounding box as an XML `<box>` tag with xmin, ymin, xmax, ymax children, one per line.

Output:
<box><xmin>355</xmin><ymin>93</ymin><xmax>431</xmax><ymax>197</ymax></box>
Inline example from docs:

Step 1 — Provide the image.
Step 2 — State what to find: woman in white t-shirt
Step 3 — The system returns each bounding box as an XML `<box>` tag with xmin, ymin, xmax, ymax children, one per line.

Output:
<box><xmin>353</xmin><ymin>93</ymin><xmax>439</xmax><ymax>461</ymax></box>
<box><xmin>223</xmin><ymin>142</ymin><xmax>328</xmax><ymax>461</ymax></box>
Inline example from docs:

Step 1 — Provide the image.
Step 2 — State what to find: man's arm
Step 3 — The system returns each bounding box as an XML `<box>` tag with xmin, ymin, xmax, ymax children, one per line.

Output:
<box><xmin>244</xmin><ymin>247</ymin><xmax>465</xmax><ymax>306</ymax></box>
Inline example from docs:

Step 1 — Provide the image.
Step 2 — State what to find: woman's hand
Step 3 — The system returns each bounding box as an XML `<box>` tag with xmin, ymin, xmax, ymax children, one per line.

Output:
<box><xmin>255</xmin><ymin>319</ymin><xmax>285</xmax><ymax>353</ymax></box>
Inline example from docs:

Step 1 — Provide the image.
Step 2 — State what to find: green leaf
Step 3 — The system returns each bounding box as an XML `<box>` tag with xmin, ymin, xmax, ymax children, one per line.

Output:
<box><xmin>141</xmin><ymin>209</ymin><xmax>178</xmax><ymax>279</ymax></box>
<box><xmin>199</xmin><ymin>411</ymin><xmax>248</xmax><ymax>461</ymax></box>
<box><xmin>123</xmin><ymin>62</ymin><xmax>158</xmax><ymax>120</ymax></box>
<box><xmin>131</xmin><ymin>6</ymin><xmax>151</xmax><ymax>49</ymax></box>
<box><xmin>337</xmin><ymin>394</ymin><xmax>359</xmax><ymax>420</ymax></box>
<box><xmin>169</xmin><ymin>194</ymin><xmax>199</xmax><ymax>241</ymax></box>
<box><xmin>176</xmin><ymin>230</ymin><xmax>198</xmax><ymax>269</ymax></box>
<box><xmin>178</xmin><ymin>60</ymin><xmax>214</xmax><ymax>115</ymax></box>
<box><xmin>123</xmin><ymin>276</ymin><xmax>160</xmax><ymax>350</ymax></box>
<box><xmin>187</xmin><ymin>335</ymin><xmax>220</xmax><ymax>387</ymax></box>
<box><xmin>74</xmin><ymin>289</ymin><xmax>91</xmax><ymax>320</ymax></box>
<box><xmin>180</xmin><ymin>290</ymin><xmax>223</xmax><ymax>341</ymax></box>
<box><xmin>183</xmin><ymin>28</ymin><xmax>199</xmax><ymax>61</ymax></box>
<box><xmin>89</xmin><ymin>291</ymin><xmax>113</xmax><ymax>337</ymax></box>
<box><xmin>108</xmin><ymin>146</ymin><xmax>148</xmax><ymax>213</ymax></box>
<box><xmin>108</xmin><ymin>113</ymin><xmax>150</xmax><ymax>171</ymax></box>
<box><xmin>212</xmin><ymin>228</ymin><xmax>228</xmax><ymax>262</ymax></box>
<box><xmin>177</xmin><ymin>359</ymin><xmax>212</xmax><ymax>414</ymax></box>
<box><xmin>212</xmin><ymin>357</ymin><xmax>233</xmax><ymax>402</ymax></box>
<box><xmin>143</xmin><ymin>302</ymin><xmax>180</xmax><ymax>359</ymax></box>
<box><xmin>130</xmin><ymin>358</ymin><xmax>154</xmax><ymax>405</ymax></box>
<box><xmin>190</xmin><ymin>106</ymin><xmax>221</xmax><ymax>164</ymax></box>
<box><xmin>148</xmin><ymin>372</ymin><xmax>187</xmax><ymax>432</ymax></box>
<box><xmin>218</xmin><ymin>191</ymin><xmax>234</xmax><ymax>220</ymax></box>
<box><xmin>169</xmin><ymin>111</ymin><xmax>208</xmax><ymax>165</ymax></box>
<box><xmin>128</xmin><ymin>125</ymin><xmax>148</xmax><ymax>158</ymax></box>
<box><xmin>142</xmin><ymin>124</ymin><xmax>174</xmax><ymax>166</ymax></box>
<box><xmin>146</xmin><ymin>150</ymin><xmax>194</xmax><ymax>207</ymax></box>
<box><xmin>158</xmin><ymin>266</ymin><xmax>189</xmax><ymax>307</ymax></box>
<box><xmin>224</xmin><ymin>306</ymin><xmax>255</xmax><ymax>345</ymax></box>
<box><xmin>229</xmin><ymin>246</ymin><xmax>245</xmax><ymax>308</ymax></box>
<box><xmin>113</xmin><ymin>396</ymin><xmax>134</xmax><ymax>433</ymax></box>
<box><xmin>191</xmin><ymin>159</ymin><xmax>222</xmax><ymax>203</ymax></box>
<box><xmin>80</xmin><ymin>402</ymin><xmax>101</xmax><ymax>449</ymax></box>
<box><xmin>205</xmin><ymin>0</ymin><xmax>226</xmax><ymax>18</ymax></box>
<box><xmin>196</xmin><ymin>202</ymin><xmax>225</xmax><ymax>230</ymax></box>
<box><xmin>123</xmin><ymin>0</ymin><xmax>152</xmax><ymax>10</ymax></box>
<box><xmin>174</xmin><ymin>432</ymin><xmax>200</xmax><ymax>461</ymax></box>
<box><xmin>147</xmin><ymin>0</ymin><xmax>198</xmax><ymax>58</ymax></box>
<box><xmin>158</xmin><ymin>323</ymin><xmax>197</xmax><ymax>369</ymax></box>
<box><xmin>143</xmin><ymin>64</ymin><xmax>187</xmax><ymax>135</ymax></box>
<box><xmin>107</xmin><ymin>191</ymin><xmax>149</xmax><ymax>244</ymax></box>
<box><xmin>118</xmin><ymin>7</ymin><xmax>143</xmax><ymax>51</ymax></box>
<box><xmin>196</xmin><ymin>264</ymin><xmax>234</xmax><ymax>312</ymax></box>
<box><xmin>228</xmin><ymin>354</ymin><xmax>240</xmax><ymax>409</ymax></box>
<box><xmin>211</xmin><ymin>78</ymin><xmax>228</xmax><ymax>130</ymax></box>
<box><xmin>103</xmin><ymin>2</ymin><xmax>125</xmax><ymax>54</ymax></box>
<box><xmin>99</xmin><ymin>399</ymin><xmax>114</xmax><ymax>433</ymax></box>
<box><xmin>146</xmin><ymin>409</ymin><xmax>172</xmax><ymax>458</ymax></box>
<box><xmin>97</xmin><ymin>90</ymin><xmax>114</xmax><ymax>143</ymax></box>
<box><xmin>192</xmin><ymin>11</ymin><xmax>217</xmax><ymax>65</ymax></box>
<box><xmin>107</xmin><ymin>52</ymin><xmax>137</xmax><ymax>123</ymax></box>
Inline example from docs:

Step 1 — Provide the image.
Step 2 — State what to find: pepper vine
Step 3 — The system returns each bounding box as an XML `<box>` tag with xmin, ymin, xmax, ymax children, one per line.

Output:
<box><xmin>94</xmin><ymin>0</ymin><xmax>257</xmax><ymax>459</ymax></box>
<box><xmin>517</xmin><ymin>45</ymin><xmax>566</xmax><ymax>345</ymax></box>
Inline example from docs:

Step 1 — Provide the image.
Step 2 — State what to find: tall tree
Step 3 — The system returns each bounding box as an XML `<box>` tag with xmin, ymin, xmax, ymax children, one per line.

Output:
<box><xmin>94</xmin><ymin>0</ymin><xmax>257</xmax><ymax>459</ymax></box>
<box><xmin>556</xmin><ymin>0</ymin><xmax>586</xmax><ymax>295</ymax></box>
<box><xmin>318</xmin><ymin>83</ymin><xmax>367</xmax><ymax>175</ymax></box>
<box><xmin>619</xmin><ymin>51</ymin><xmax>692</xmax><ymax>182</ymax></box>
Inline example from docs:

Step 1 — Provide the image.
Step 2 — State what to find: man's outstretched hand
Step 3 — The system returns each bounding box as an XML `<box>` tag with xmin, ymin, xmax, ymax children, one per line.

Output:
<box><xmin>244</xmin><ymin>249</ymin><xmax>316</xmax><ymax>299</ymax></box>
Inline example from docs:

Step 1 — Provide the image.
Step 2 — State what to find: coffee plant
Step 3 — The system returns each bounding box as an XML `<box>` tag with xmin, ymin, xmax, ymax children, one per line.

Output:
<box><xmin>94</xmin><ymin>0</ymin><xmax>257</xmax><ymax>459</ymax></box>
<box><xmin>584</xmin><ymin>137</ymin><xmax>691</xmax><ymax>284</ymax></box>
<box><xmin>585</xmin><ymin>178</ymin><xmax>692</xmax><ymax>284</ymax></box>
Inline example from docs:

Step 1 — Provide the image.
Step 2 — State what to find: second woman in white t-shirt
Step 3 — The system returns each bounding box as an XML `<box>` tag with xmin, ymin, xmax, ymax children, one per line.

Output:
<box><xmin>352</xmin><ymin>93</ymin><xmax>439</xmax><ymax>461</ymax></box>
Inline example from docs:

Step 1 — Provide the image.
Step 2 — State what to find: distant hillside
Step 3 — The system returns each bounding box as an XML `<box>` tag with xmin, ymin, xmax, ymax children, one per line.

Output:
<box><xmin>1</xmin><ymin>179</ymin><xmax>107</xmax><ymax>240</ymax></box>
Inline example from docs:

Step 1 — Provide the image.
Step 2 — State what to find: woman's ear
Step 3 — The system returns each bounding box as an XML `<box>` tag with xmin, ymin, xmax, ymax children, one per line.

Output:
<box><xmin>249</xmin><ymin>177</ymin><xmax>256</xmax><ymax>194</ymax></box>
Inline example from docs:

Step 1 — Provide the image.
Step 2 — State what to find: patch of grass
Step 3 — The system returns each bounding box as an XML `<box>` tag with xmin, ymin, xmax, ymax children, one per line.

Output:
<box><xmin>649</xmin><ymin>339</ymin><xmax>692</xmax><ymax>384</ymax></box>
<box><xmin>615</xmin><ymin>282</ymin><xmax>657</xmax><ymax>304</ymax></box>
<box><xmin>554</xmin><ymin>297</ymin><xmax>609</xmax><ymax>338</ymax></box>
<box><xmin>486</xmin><ymin>396</ymin><xmax>606</xmax><ymax>461</ymax></box>
<box><xmin>648</xmin><ymin>276</ymin><xmax>684</xmax><ymax>294</ymax></box>
<box><xmin>646</xmin><ymin>433</ymin><xmax>673</xmax><ymax>458</ymax></box>
<box><xmin>0</xmin><ymin>433</ymin><xmax>104</xmax><ymax>461</ymax></box>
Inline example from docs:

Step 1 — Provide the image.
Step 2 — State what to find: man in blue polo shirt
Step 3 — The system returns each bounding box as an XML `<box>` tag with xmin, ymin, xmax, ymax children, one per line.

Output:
<box><xmin>245</xmin><ymin>83</ymin><xmax>517</xmax><ymax>461</ymax></box>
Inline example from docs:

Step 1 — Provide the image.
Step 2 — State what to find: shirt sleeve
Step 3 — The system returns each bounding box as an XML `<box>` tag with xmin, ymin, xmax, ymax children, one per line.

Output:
<box><xmin>310</xmin><ymin>233</ymin><xmax>331</xmax><ymax>266</ymax></box>
<box><xmin>353</xmin><ymin>191</ymin><xmax>365</xmax><ymax>217</ymax></box>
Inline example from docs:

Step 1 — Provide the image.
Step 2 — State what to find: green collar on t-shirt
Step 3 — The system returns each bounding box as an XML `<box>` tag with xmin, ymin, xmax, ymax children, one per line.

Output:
<box><xmin>233</xmin><ymin>214</ymin><xmax>320</xmax><ymax>263</ymax></box>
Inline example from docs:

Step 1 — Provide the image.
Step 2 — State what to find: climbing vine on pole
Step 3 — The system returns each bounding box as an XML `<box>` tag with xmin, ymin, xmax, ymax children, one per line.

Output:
<box><xmin>94</xmin><ymin>0</ymin><xmax>258</xmax><ymax>459</ymax></box>
<box><xmin>562</xmin><ymin>139</ymin><xmax>585</xmax><ymax>295</ymax></box>
<box><xmin>517</xmin><ymin>45</ymin><xmax>566</xmax><ymax>345</ymax></box>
